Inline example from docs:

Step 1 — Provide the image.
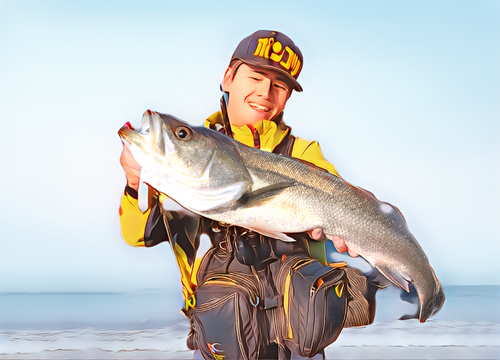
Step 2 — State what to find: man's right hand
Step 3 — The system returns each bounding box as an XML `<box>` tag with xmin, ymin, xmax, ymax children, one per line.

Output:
<box><xmin>120</xmin><ymin>143</ymin><xmax>141</xmax><ymax>191</ymax></box>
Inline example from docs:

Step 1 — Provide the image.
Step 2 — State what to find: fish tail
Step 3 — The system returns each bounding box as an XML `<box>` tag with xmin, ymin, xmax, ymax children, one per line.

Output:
<box><xmin>419</xmin><ymin>281</ymin><xmax>446</xmax><ymax>323</ymax></box>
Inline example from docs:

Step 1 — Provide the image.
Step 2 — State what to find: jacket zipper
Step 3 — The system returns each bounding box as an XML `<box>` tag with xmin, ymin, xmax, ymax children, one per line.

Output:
<box><xmin>247</xmin><ymin>125</ymin><xmax>260</xmax><ymax>149</ymax></box>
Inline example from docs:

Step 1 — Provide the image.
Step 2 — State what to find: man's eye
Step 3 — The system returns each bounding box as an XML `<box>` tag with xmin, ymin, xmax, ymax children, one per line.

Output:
<box><xmin>274</xmin><ymin>83</ymin><xmax>288</xmax><ymax>91</ymax></box>
<box><xmin>250</xmin><ymin>76</ymin><xmax>261</xmax><ymax>81</ymax></box>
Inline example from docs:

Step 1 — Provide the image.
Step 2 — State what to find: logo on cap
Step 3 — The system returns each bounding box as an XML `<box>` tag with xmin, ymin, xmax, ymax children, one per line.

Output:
<box><xmin>231</xmin><ymin>30</ymin><xmax>304</xmax><ymax>91</ymax></box>
<box><xmin>253</xmin><ymin>37</ymin><xmax>302</xmax><ymax>77</ymax></box>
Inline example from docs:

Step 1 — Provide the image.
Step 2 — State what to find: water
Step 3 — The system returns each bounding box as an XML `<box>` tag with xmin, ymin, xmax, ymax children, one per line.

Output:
<box><xmin>0</xmin><ymin>289</ymin><xmax>185</xmax><ymax>330</ymax></box>
<box><xmin>0</xmin><ymin>286</ymin><xmax>498</xmax><ymax>359</ymax></box>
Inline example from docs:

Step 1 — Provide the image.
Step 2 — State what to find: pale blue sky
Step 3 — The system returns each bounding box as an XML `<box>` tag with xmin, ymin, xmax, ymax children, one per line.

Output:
<box><xmin>0</xmin><ymin>0</ymin><xmax>498</xmax><ymax>292</ymax></box>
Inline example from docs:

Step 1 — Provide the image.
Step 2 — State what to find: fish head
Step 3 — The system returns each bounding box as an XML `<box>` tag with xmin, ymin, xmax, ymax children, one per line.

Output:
<box><xmin>118</xmin><ymin>110</ymin><xmax>253</xmax><ymax>212</ymax></box>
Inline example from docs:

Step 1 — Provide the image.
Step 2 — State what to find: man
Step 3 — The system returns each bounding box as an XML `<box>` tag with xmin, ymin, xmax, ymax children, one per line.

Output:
<box><xmin>119</xmin><ymin>30</ymin><xmax>373</xmax><ymax>360</ymax></box>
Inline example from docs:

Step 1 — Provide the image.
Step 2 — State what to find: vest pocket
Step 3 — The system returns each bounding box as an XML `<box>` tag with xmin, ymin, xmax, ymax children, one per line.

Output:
<box><xmin>192</xmin><ymin>273</ymin><xmax>263</xmax><ymax>360</ymax></box>
<box><xmin>271</xmin><ymin>256</ymin><xmax>348</xmax><ymax>358</ymax></box>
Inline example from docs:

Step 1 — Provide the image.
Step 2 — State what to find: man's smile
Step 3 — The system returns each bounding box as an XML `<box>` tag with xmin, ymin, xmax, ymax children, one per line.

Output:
<box><xmin>248</xmin><ymin>101</ymin><xmax>270</xmax><ymax>112</ymax></box>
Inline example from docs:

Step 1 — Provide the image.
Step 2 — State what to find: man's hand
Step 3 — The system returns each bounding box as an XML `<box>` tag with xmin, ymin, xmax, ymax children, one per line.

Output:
<box><xmin>120</xmin><ymin>143</ymin><xmax>141</xmax><ymax>191</ymax></box>
<box><xmin>309</xmin><ymin>228</ymin><xmax>359</xmax><ymax>257</ymax></box>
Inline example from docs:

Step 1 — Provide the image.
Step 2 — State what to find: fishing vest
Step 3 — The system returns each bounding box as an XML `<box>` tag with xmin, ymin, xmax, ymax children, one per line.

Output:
<box><xmin>149</xmin><ymin>96</ymin><xmax>378</xmax><ymax>360</ymax></box>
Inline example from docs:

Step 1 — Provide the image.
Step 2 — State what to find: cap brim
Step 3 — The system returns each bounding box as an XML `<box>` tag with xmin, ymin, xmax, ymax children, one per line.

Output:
<box><xmin>238</xmin><ymin>59</ymin><xmax>303</xmax><ymax>92</ymax></box>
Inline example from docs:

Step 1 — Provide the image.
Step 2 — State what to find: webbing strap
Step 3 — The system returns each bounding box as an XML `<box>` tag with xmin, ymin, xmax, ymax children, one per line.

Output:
<box><xmin>263</xmin><ymin>295</ymin><xmax>283</xmax><ymax>310</ymax></box>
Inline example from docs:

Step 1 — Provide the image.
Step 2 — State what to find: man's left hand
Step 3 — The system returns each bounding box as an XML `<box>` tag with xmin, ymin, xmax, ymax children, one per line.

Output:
<box><xmin>308</xmin><ymin>229</ymin><xmax>359</xmax><ymax>257</ymax></box>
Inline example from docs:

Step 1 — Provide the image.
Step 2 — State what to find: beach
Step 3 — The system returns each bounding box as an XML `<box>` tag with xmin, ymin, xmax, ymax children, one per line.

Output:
<box><xmin>1</xmin><ymin>286</ymin><xmax>498</xmax><ymax>359</ymax></box>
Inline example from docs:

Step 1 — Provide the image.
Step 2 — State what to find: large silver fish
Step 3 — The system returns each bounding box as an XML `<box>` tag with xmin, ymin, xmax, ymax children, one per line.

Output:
<box><xmin>118</xmin><ymin>110</ymin><xmax>445</xmax><ymax>322</ymax></box>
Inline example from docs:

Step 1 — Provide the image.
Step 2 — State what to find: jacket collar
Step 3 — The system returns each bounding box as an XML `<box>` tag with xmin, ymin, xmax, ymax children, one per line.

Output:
<box><xmin>205</xmin><ymin>95</ymin><xmax>291</xmax><ymax>152</ymax></box>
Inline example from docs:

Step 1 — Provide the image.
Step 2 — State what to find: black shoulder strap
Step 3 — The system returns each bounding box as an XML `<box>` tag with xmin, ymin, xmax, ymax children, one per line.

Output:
<box><xmin>220</xmin><ymin>94</ymin><xmax>233</xmax><ymax>137</ymax></box>
<box><xmin>273</xmin><ymin>133</ymin><xmax>296</xmax><ymax>156</ymax></box>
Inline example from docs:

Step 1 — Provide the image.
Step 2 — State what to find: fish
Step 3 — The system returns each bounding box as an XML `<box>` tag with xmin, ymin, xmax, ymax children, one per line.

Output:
<box><xmin>118</xmin><ymin>110</ymin><xmax>445</xmax><ymax>323</ymax></box>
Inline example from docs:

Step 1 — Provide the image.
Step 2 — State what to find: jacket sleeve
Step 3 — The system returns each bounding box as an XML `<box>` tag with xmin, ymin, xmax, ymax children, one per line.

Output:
<box><xmin>119</xmin><ymin>185</ymin><xmax>204</xmax><ymax>249</ymax></box>
<box><xmin>119</xmin><ymin>185</ymin><xmax>173</xmax><ymax>247</ymax></box>
<box><xmin>119</xmin><ymin>186</ymin><xmax>149</xmax><ymax>247</ymax></box>
<box><xmin>119</xmin><ymin>185</ymin><xmax>209</xmax><ymax>306</ymax></box>
<box><xmin>291</xmin><ymin>138</ymin><xmax>339</xmax><ymax>176</ymax></box>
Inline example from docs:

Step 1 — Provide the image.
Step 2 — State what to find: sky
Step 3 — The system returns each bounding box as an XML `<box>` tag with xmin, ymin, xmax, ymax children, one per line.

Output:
<box><xmin>0</xmin><ymin>0</ymin><xmax>498</xmax><ymax>293</ymax></box>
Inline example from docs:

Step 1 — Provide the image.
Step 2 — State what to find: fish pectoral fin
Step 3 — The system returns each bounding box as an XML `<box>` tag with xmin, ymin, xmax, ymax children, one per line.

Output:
<box><xmin>256</xmin><ymin>230</ymin><xmax>297</xmax><ymax>243</ymax></box>
<box><xmin>241</xmin><ymin>222</ymin><xmax>297</xmax><ymax>242</ymax></box>
<box><xmin>375</xmin><ymin>265</ymin><xmax>411</xmax><ymax>293</ymax></box>
<box><xmin>238</xmin><ymin>182</ymin><xmax>296</xmax><ymax>208</ymax></box>
<box><xmin>242</xmin><ymin>221</ymin><xmax>297</xmax><ymax>242</ymax></box>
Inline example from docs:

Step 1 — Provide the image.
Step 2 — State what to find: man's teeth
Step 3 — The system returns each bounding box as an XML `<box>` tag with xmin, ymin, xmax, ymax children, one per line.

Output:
<box><xmin>249</xmin><ymin>102</ymin><xmax>269</xmax><ymax>111</ymax></box>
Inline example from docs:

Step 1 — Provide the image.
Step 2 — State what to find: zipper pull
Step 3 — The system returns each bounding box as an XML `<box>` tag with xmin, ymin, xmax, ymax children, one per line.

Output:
<box><xmin>311</xmin><ymin>278</ymin><xmax>324</xmax><ymax>297</ymax></box>
<box><xmin>247</xmin><ymin>124</ymin><xmax>260</xmax><ymax>149</ymax></box>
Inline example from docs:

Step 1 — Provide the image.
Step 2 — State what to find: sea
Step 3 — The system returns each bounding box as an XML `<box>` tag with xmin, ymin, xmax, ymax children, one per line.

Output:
<box><xmin>1</xmin><ymin>286</ymin><xmax>499</xmax><ymax>359</ymax></box>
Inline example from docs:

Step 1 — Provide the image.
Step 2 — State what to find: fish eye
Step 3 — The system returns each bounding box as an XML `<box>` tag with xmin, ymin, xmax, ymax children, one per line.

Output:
<box><xmin>175</xmin><ymin>126</ymin><xmax>192</xmax><ymax>141</ymax></box>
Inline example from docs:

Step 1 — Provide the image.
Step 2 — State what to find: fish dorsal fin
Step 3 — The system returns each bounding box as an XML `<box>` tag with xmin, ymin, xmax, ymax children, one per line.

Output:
<box><xmin>238</xmin><ymin>182</ymin><xmax>295</xmax><ymax>208</ymax></box>
<box><xmin>375</xmin><ymin>265</ymin><xmax>411</xmax><ymax>293</ymax></box>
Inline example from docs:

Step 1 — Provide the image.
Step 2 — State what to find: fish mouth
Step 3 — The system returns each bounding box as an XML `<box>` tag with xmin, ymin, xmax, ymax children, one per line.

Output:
<box><xmin>118</xmin><ymin>122</ymin><xmax>134</xmax><ymax>139</ymax></box>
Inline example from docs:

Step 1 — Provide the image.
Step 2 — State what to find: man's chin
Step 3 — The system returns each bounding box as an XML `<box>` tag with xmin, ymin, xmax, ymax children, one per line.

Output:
<box><xmin>248</xmin><ymin>109</ymin><xmax>274</xmax><ymax>123</ymax></box>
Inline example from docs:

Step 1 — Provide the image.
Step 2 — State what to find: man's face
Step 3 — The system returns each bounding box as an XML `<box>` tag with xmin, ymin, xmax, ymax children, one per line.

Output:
<box><xmin>222</xmin><ymin>63</ymin><xmax>292</xmax><ymax>127</ymax></box>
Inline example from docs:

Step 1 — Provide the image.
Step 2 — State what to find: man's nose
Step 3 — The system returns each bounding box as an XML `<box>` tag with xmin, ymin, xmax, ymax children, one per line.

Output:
<box><xmin>255</xmin><ymin>78</ymin><xmax>272</xmax><ymax>98</ymax></box>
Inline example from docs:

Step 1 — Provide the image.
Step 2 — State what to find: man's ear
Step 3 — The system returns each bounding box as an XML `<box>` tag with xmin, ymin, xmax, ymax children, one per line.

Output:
<box><xmin>221</xmin><ymin>66</ymin><xmax>233</xmax><ymax>93</ymax></box>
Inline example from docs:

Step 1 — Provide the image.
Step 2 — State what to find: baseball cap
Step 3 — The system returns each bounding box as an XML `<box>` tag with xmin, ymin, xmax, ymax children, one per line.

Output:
<box><xmin>230</xmin><ymin>30</ymin><xmax>303</xmax><ymax>92</ymax></box>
